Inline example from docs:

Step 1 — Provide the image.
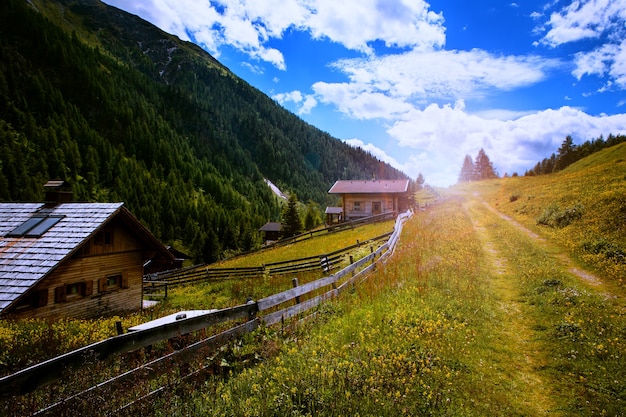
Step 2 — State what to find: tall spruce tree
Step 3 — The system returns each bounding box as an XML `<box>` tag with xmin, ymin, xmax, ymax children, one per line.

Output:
<box><xmin>457</xmin><ymin>155</ymin><xmax>476</xmax><ymax>183</ymax></box>
<box><xmin>281</xmin><ymin>193</ymin><xmax>303</xmax><ymax>238</ymax></box>
<box><xmin>474</xmin><ymin>148</ymin><xmax>497</xmax><ymax>180</ymax></box>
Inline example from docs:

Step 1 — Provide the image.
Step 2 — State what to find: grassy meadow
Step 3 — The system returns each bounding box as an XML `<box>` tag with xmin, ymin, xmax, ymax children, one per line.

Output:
<box><xmin>3</xmin><ymin>145</ymin><xmax>626</xmax><ymax>416</ymax></box>
<box><xmin>490</xmin><ymin>142</ymin><xmax>626</xmax><ymax>288</ymax></box>
<box><xmin>147</xmin><ymin>185</ymin><xmax>623</xmax><ymax>416</ymax></box>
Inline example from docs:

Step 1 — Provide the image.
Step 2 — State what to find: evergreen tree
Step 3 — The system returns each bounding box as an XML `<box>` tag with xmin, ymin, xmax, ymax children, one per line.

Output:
<box><xmin>554</xmin><ymin>135</ymin><xmax>576</xmax><ymax>172</ymax></box>
<box><xmin>281</xmin><ymin>193</ymin><xmax>303</xmax><ymax>238</ymax></box>
<box><xmin>457</xmin><ymin>155</ymin><xmax>476</xmax><ymax>183</ymax></box>
<box><xmin>474</xmin><ymin>148</ymin><xmax>498</xmax><ymax>180</ymax></box>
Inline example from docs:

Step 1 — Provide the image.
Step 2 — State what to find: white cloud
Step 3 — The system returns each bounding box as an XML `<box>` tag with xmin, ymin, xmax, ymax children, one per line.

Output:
<box><xmin>384</xmin><ymin>104</ymin><xmax>626</xmax><ymax>186</ymax></box>
<box><xmin>540</xmin><ymin>0</ymin><xmax>626</xmax><ymax>46</ymax></box>
<box><xmin>104</xmin><ymin>0</ymin><xmax>445</xmax><ymax>68</ymax></box>
<box><xmin>343</xmin><ymin>138</ymin><xmax>404</xmax><ymax>169</ymax></box>
<box><xmin>273</xmin><ymin>90</ymin><xmax>318</xmax><ymax>114</ymax></box>
<box><xmin>306</xmin><ymin>49</ymin><xmax>559</xmax><ymax>122</ymax></box>
<box><xmin>306</xmin><ymin>0</ymin><xmax>445</xmax><ymax>53</ymax></box>
<box><xmin>538</xmin><ymin>0</ymin><xmax>626</xmax><ymax>89</ymax></box>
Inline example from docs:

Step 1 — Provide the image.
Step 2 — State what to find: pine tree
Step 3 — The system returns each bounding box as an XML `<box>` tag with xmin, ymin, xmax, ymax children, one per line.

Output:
<box><xmin>474</xmin><ymin>148</ymin><xmax>498</xmax><ymax>180</ymax></box>
<box><xmin>457</xmin><ymin>155</ymin><xmax>475</xmax><ymax>183</ymax></box>
<box><xmin>281</xmin><ymin>193</ymin><xmax>302</xmax><ymax>238</ymax></box>
<box><xmin>554</xmin><ymin>135</ymin><xmax>576</xmax><ymax>172</ymax></box>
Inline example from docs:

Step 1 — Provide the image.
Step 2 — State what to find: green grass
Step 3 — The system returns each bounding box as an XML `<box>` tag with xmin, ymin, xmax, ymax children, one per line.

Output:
<box><xmin>490</xmin><ymin>142</ymin><xmax>626</xmax><ymax>288</ymax></box>
<box><xmin>215</xmin><ymin>220</ymin><xmax>395</xmax><ymax>268</ymax></box>
<box><xmin>144</xmin><ymin>179</ymin><xmax>625</xmax><ymax>416</ymax></box>
<box><xmin>4</xmin><ymin>148</ymin><xmax>626</xmax><ymax>415</ymax></box>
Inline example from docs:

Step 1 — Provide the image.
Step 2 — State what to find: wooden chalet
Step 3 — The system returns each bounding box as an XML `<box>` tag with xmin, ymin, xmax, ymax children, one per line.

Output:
<box><xmin>0</xmin><ymin>182</ymin><xmax>175</xmax><ymax>320</ymax></box>
<box><xmin>328</xmin><ymin>179</ymin><xmax>410</xmax><ymax>221</ymax></box>
<box><xmin>259</xmin><ymin>221</ymin><xmax>282</xmax><ymax>243</ymax></box>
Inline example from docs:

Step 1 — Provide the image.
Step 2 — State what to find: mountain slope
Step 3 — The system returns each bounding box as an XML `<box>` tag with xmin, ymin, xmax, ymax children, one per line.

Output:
<box><xmin>0</xmin><ymin>0</ymin><xmax>406</xmax><ymax>261</ymax></box>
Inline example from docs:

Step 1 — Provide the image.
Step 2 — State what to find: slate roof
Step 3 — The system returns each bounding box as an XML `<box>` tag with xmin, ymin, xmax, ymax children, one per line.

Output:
<box><xmin>258</xmin><ymin>221</ymin><xmax>282</xmax><ymax>232</ymax></box>
<box><xmin>328</xmin><ymin>179</ymin><xmax>409</xmax><ymax>194</ymax></box>
<box><xmin>0</xmin><ymin>203</ymin><xmax>125</xmax><ymax>314</ymax></box>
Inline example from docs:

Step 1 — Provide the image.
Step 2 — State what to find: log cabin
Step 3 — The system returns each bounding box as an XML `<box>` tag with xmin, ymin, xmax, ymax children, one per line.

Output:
<box><xmin>0</xmin><ymin>182</ymin><xmax>175</xmax><ymax>320</ymax></box>
<box><xmin>328</xmin><ymin>179</ymin><xmax>410</xmax><ymax>221</ymax></box>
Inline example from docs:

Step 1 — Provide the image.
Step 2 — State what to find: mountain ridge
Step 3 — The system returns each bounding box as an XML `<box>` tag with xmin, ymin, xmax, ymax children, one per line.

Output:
<box><xmin>0</xmin><ymin>0</ymin><xmax>408</xmax><ymax>261</ymax></box>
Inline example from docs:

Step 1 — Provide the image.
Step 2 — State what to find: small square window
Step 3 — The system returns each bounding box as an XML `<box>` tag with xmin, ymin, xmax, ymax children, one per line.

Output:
<box><xmin>66</xmin><ymin>283</ymin><xmax>81</xmax><ymax>296</ymax></box>
<box><xmin>107</xmin><ymin>275</ymin><xmax>121</xmax><ymax>288</ymax></box>
<box><xmin>353</xmin><ymin>202</ymin><xmax>361</xmax><ymax>211</ymax></box>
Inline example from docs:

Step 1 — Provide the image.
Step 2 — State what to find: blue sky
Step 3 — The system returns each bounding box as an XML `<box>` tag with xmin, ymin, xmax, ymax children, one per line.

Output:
<box><xmin>103</xmin><ymin>0</ymin><xmax>626</xmax><ymax>186</ymax></box>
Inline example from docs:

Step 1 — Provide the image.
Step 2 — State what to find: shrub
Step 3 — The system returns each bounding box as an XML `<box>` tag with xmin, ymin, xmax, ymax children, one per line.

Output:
<box><xmin>581</xmin><ymin>239</ymin><xmax>626</xmax><ymax>264</ymax></box>
<box><xmin>536</xmin><ymin>204</ymin><xmax>583</xmax><ymax>228</ymax></box>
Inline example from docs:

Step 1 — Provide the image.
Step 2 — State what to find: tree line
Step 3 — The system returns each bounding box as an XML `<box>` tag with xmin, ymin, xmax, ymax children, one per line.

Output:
<box><xmin>457</xmin><ymin>148</ymin><xmax>498</xmax><ymax>183</ymax></box>
<box><xmin>524</xmin><ymin>134</ymin><xmax>626</xmax><ymax>176</ymax></box>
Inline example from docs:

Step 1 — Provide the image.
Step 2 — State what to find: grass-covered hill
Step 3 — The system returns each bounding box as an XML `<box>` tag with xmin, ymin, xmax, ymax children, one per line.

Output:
<box><xmin>0</xmin><ymin>0</ymin><xmax>406</xmax><ymax>262</ymax></box>
<box><xmin>489</xmin><ymin>142</ymin><xmax>626</xmax><ymax>286</ymax></box>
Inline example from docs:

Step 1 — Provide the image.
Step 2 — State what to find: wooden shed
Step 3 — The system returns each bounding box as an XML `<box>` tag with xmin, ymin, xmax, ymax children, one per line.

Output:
<box><xmin>328</xmin><ymin>179</ymin><xmax>410</xmax><ymax>221</ymax></box>
<box><xmin>258</xmin><ymin>221</ymin><xmax>282</xmax><ymax>243</ymax></box>
<box><xmin>0</xmin><ymin>196</ymin><xmax>175</xmax><ymax>320</ymax></box>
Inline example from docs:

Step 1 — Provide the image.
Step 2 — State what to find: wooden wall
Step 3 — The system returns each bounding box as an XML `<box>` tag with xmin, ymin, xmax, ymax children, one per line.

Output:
<box><xmin>10</xmin><ymin>220</ymin><xmax>146</xmax><ymax>319</ymax></box>
<box><xmin>342</xmin><ymin>193</ymin><xmax>399</xmax><ymax>220</ymax></box>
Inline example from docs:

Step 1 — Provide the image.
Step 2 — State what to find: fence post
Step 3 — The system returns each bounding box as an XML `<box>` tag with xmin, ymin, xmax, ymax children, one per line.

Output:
<box><xmin>292</xmin><ymin>277</ymin><xmax>300</xmax><ymax>304</ymax></box>
<box><xmin>320</xmin><ymin>255</ymin><xmax>329</xmax><ymax>273</ymax></box>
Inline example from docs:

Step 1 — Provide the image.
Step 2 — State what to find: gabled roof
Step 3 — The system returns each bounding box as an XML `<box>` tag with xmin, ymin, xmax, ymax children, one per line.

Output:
<box><xmin>0</xmin><ymin>203</ymin><xmax>173</xmax><ymax>315</ymax></box>
<box><xmin>325</xmin><ymin>207</ymin><xmax>343</xmax><ymax>214</ymax></box>
<box><xmin>328</xmin><ymin>179</ymin><xmax>410</xmax><ymax>194</ymax></box>
<box><xmin>259</xmin><ymin>221</ymin><xmax>282</xmax><ymax>232</ymax></box>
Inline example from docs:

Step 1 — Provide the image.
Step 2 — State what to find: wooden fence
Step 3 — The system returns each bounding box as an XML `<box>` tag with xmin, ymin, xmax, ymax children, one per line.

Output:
<box><xmin>0</xmin><ymin>210</ymin><xmax>412</xmax><ymax>413</ymax></box>
<box><xmin>143</xmin><ymin>231</ymin><xmax>392</xmax><ymax>299</ymax></box>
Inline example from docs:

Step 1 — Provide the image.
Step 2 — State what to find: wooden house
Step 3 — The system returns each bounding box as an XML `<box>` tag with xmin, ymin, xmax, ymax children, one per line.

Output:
<box><xmin>0</xmin><ymin>184</ymin><xmax>175</xmax><ymax>320</ymax></box>
<box><xmin>328</xmin><ymin>179</ymin><xmax>410</xmax><ymax>221</ymax></box>
<box><xmin>259</xmin><ymin>221</ymin><xmax>282</xmax><ymax>243</ymax></box>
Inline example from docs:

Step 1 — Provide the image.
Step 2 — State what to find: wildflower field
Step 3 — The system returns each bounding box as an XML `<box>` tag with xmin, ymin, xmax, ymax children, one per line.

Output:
<box><xmin>145</xmin><ymin>179</ymin><xmax>626</xmax><ymax>416</ymax></box>
<box><xmin>2</xmin><ymin>145</ymin><xmax>625</xmax><ymax>415</ymax></box>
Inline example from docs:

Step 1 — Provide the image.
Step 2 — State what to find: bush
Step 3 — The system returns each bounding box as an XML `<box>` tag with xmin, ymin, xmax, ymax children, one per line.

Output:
<box><xmin>581</xmin><ymin>239</ymin><xmax>626</xmax><ymax>264</ymax></box>
<box><xmin>536</xmin><ymin>204</ymin><xmax>583</xmax><ymax>228</ymax></box>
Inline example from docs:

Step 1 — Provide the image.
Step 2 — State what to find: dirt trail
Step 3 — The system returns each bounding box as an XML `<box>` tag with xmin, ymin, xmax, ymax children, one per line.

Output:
<box><xmin>462</xmin><ymin>198</ymin><xmax>557</xmax><ymax>416</ymax></box>
<box><xmin>480</xmin><ymin>200</ymin><xmax>615</xmax><ymax>295</ymax></box>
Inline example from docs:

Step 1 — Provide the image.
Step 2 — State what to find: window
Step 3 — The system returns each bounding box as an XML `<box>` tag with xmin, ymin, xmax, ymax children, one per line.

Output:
<box><xmin>99</xmin><ymin>274</ymin><xmax>129</xmax><ymax>292</ymax></box>
<box><xmin>55</xmin><ymin>281</ymin><xmax>93</xmax><ymax>303</ymax></box>
<box><xmin>107</xmin><ymin>275</ymin><xmax>121</xmax><ymax>288</ymax></box>
<box><xmin>7</xmin><ymin>215</ymin><xmax>64</xmax><ymax>237</ymax></box>
<box><xmin>353</xmin><ymin>201</ymin><xmax>361</xmax><ymax>211</ymax></box>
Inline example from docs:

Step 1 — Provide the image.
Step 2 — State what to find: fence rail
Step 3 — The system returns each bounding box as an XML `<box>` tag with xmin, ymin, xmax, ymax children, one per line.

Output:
<box><xmin>143</xmin><ymin>231</ymin><xmax>392</xmax><ymax>298</ymax></box>
<box><xmin>0</xmin><ymin>210</ymin><xmax>412</xmax><ymax>412</ymax></box>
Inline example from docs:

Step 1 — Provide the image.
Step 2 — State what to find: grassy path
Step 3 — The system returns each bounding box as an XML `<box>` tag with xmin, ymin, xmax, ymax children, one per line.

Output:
<box><xmin>462</xmin><ymin>193</ymin><xmax>558</xmax><ymax>415</ymax></box>
<box><xmin>459</xmin><ymin>187</ymin><xmax>625</xmax><ymax>416</ymax></box>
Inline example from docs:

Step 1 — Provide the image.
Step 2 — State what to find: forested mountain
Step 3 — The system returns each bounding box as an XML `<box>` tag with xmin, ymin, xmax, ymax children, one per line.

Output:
<box><xmin>0</xmin><ymin>0</ymin><xmax>406</xmax><ymax>261</ymax></box>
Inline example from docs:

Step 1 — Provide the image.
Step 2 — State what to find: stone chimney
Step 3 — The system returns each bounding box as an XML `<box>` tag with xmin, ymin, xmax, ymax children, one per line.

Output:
<box><xmin>44</xmin><ymin>180</ymin><xmax>73</xmax><ymax>207</ymax></box>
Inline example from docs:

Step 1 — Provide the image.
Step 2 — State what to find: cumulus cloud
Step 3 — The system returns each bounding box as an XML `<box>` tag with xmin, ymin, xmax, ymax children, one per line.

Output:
<box><xmin>104</xmin><ymin>0</ymin><xmax>445</xmax><ymax>68</ymax></box>
<box><xmin>311</xmin><ymin>49</ymin><xmax>559</xmax><ymax>114</ymax></box>
<box><xmin>538</xmin><ymin>0</ymin><xmax>626</xmax><ymax>88</ymax></box>
<box><xmin>382</xmin><ymin>104</ymin><xmax>626</xmax><ymax>185</ymax></box>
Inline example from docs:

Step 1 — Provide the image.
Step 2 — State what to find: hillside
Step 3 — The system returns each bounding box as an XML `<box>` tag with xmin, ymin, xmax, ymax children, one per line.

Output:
<box><xmin>489</xmin><ymin>142</ymin><xmax>626</xmax><ymax>286</ymax></box>
<box><xmin>0</xmin><ymin>0</ymin><xmax>406</xmax><ymax>262</ymax></box>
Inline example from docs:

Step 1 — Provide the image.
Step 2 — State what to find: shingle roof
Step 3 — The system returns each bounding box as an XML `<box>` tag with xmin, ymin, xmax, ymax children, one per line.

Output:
<box><xmin>328</xmin><ymin>179</ymin><xmax>409</xmax><ymax>194</ymax></box>
<box><xmin>0</xmin><ymin>203</ymin><xmax>124</xmax><ymax>314</ymax></box>
<box><xmin>258</xmin><ymin>222</ymin><xmax>282</xmax><ymax>232</ymax></box>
